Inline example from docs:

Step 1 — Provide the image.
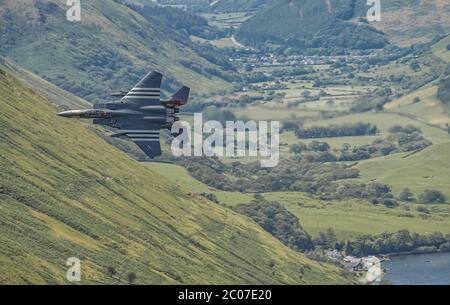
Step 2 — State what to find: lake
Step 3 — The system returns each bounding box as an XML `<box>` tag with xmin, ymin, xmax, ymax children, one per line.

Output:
<box><xmin>383</xmin><ymin>252</ymin><xmax>450</xmax><ymax>285</ymax></box>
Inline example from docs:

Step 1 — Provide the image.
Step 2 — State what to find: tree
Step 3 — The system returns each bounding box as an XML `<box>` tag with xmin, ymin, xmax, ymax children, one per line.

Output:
<box><xmin>344</xmin><ymin>241</ymin><xmax>353</xmax><ymax>255</ymax></box>
<box><xmin>325</xmin><ymin>227</ymin><xmax>337</xmax><ymax>247</ymax></box>
<box><xmin>400</xmin><ymin>188</ymin><xmax>415</xmax><ymax>202</ymax></box>
<box><xmin>290</xmin><ymin>143</ymin><xmax>307</xmax><ymax>154</ymax></box>
<box><xmin>107</xmin><ymin>266</ymin><xmax>117</xmax><ymax>277</ymax></box>
<box><xmin>301</xmin><ymin>90</ymin><xmax>311</xmax><ymax>98</ymax></box>
<box><xmin>418</xmin><ymin>190</ymin><xmax>447</xmax><ymax>204</ymax></box>
<box><xmin>282</xmin><ymin>121</ymin><xmax>300</xmax><ymax>132</ymax></box>
<box><xmin>342</xmin><ymin>143</ymin><xmax>351</xmax><ymax>152</ymax></box>
<box><xmin>234</xmin><ymin>200</ymin><xmax>314</xmax><ymax>251</ymax></box>
<box><xmin>127</xmin><ymin>272</ymin><xmax>137</xmax><ymax>285</ymax></box>
<box><xmin>308</xmin><ymin>141</ymin><xmax>330</xmax><ymax>152</ymax></box>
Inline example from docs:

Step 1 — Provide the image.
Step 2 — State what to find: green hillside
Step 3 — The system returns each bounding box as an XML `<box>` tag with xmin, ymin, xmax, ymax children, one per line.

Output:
<box><xmin>236</xmin><ymin>0</ymin><xmax>450</xmax><ymax>50</ymax></box>
<box><xmin>372</xmin><ymin>0</ymin><xmax>450</xmax><ymax>47</ymax></box>
<box><xmin>236</xmin><ymin>0</ymin><xmax>387</xmax><ymax>50</ymax></box>
<box><xmin>0</xmin><ymin>0</ymin><xmax>234</xmax><ymax>103</ymax></box>
<box><xmin>356</xmin><ymin>142</ymin><xmax>450</xmax><ymax>199</ymax></box>
<box><xmin>0</xmin><ymin>57</ymin><xmax>90</xmax><ymax>109</ymax></box>
<box><xmin>0</xmin><ymin>68</ymin><xmax>351</xmax><ymax>284</ymax></box>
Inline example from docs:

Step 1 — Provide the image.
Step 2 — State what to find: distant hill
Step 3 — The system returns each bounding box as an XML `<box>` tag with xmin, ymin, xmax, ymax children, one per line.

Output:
<box><xmin>371</xmin><ymin>0</ymin><xmax>450</xmax><ymax>47</ymax></box>
<box><xmin>236</xmin><ymin>0</ymin><xmax>450</xmax><ymax>51</ymax></box>
<box><xmin>0</xmin><ymin>0</ymin><xmax>236</xmax><ymax>103</ymax></box>
<box><xmin>236</xmin><ymin>0</ymin><xmax>388</xmax><ymax>51</ymax></box>
<box><xmin>0</xmin><ymin>68</ymin><xmax>351</xmax><ymax>284</ymax></box>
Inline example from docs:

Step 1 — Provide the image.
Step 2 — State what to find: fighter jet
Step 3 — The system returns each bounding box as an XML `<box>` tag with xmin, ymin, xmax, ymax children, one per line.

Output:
<box><xmin>58</xmin><ymin>71</ymin><xmax>190</xmax><ymax>159</ymax></box>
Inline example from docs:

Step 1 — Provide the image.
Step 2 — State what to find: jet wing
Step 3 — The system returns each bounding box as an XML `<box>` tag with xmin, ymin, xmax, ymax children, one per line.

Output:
<box><xmin>121</xmin><ymin>71</ymin><xmax>163</xmax><ymax>106</ymax></box>
<box><xmin>133</xmin><ymin>138</ymin><xmax>162</xmax><ymax>159</ymax></box>
<box><xmin>112</xmin><ymin>119</ymin><xmax>162</xmax><ymax>159</ymax></box>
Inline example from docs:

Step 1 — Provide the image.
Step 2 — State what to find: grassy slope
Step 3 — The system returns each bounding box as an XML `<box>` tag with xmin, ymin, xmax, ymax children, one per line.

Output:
<box><xmin>236</xmin><ymin>0</ymin><xmax>388</xmax><ymax>48</ymax></box>
<box><xmin>383</xmin><ymin>35</ymin><xmax>450</xmax><ymax>125</ymax></box>
<box><xmin>0</xmin><ymin>0</ymin><xmax>232</xmax><ymax>101</ymax></box>
<box><xmin>147</xmin><ymin>163</ymin><xmax>253</xmax><ymax>205</ymax></box>
<box><xmin>0</xmin><ymin>58</ymin><xmax>90</xmax><ymax>109</ymax></box>
<box><xmin>296</xmin><ymin>111</ymin><xmax>450</xmax><ymax>199</ymax></box>
<box><xmin>0</xmin><ymin>69</ymin><xmax>350</xmax><ymax>284</ymax></box>
<box><xmin>385</xmin><ymin>84</ymin><xmax>450</xmax><ymax>126</ymax></box>
<box><xmin>237</xmin><ymin>0</ymin><xmax>449</xmax><ymax>48</ymax></box>
<box><xmin>356</xmin><ymin>142</ymin><xmax>450</xmax><ymax>199</ymax></box>
<box><xmin>353</xmin><ymin>37</ymin><xmax>450</xmax><ymax>199</ymax></box>
<box><xmin>372</xmin><ymin>0</ymin><xmax>450</xmax><ymax>47</ymax></box>
<box><xmin>300</xmin><ymin>112</ymin><xmax>450</xmax><ymax>148</ymax></box>
<box><xmin>432</xmin><ymin>35</ymin><xmax>450</xmax><ymax>63</ymax></box>
<box><xmin>264</xmin><ymin>193</ymin><xmax>450</xmax><ymax>240</ymax></box>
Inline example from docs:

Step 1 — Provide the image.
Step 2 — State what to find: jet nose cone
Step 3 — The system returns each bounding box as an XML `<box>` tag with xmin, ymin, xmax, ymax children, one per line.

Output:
<box><xmin>57</xmin><ymin>111</ymin><xmax>71</xmax><ymax>117</ymax></box>
<box><xmin>57</xmin><ymin>110</ymin><xmax>81</xmax><ymax>118</ymax></box>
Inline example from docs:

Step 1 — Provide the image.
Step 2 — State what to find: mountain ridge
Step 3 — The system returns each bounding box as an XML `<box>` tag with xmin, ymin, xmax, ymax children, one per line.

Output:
<box><xmin>236</xmin><ymin>0</ymin><xmax>387</xmax><ymax>51</ymax></box>
<box><xmin>0</xmin><ymin>0</ymin><xmax>235</xmax><ymax>102</ymax></box>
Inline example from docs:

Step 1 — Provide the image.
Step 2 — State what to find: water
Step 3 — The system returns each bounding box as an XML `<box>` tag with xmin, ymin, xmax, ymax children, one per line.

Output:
<box><xmin>383</xmin><ymin>252</ymin><xmax>450</xmax><ymax>285</ymax></box>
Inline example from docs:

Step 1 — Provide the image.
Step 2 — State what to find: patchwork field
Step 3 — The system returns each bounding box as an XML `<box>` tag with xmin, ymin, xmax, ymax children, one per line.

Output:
<box><xmin>355</xmin><ymin>142</ymin><xmax>450</xmax><ymax>199</ymax></box>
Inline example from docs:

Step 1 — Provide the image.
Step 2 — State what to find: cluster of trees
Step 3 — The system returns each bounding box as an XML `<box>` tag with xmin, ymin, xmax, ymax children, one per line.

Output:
<box><xmin>319</xmin><ymin>181</ymin><xmax>398</xmax><ymax>207</ymax></box>
<box><xmin>351</xmin><ymin>87</ymin><xmax>394</xmax><ymax>112</ymax></box>
<box><xmin>179</xmin><ymin>156</ymin><xmax>399</xmax><ymax>207</ymax></box>
<box><xmin>313</xmin><ymin>228</ymin><xmax>339</xmax><ymax>249</ymax></box>
<box><xmin>294</xmin><ymin>123</ymin><xmax>378</xmax><ymax>139</ymax></box>
<box><xmin>199</xmin><ymin>192</ymin><xmax>220</xmax><ymax>204</ymax></box>
<box><xmin>344</xmin><ymin>230</ymin><xmax>450</xmax><ymax>256</ymax></box>
<box><xmin>234</xmin><ymin>197</ymin><xmax>314</xmax><ymax>252</ymax></box>
<box><xmin>417</xmin><ymin>189</ymin><xmax>448</xmax><ymax>204</ymax></box>
<box><xmin>289</xmin><ymin>125</ymin><xmax>431</xmax><ymax>163</ymax></box>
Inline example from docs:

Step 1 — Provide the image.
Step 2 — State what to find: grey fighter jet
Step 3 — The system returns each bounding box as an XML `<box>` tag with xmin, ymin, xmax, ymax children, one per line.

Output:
<box><xmin>58</xmin><ymin>71</ymin><xmax>190</xmax><ymax>159</ymax></box>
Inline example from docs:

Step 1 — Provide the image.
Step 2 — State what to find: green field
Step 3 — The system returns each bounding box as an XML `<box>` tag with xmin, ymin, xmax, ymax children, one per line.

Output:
<box><xmin>356</xmin><ymin>142</ymin><xmax>450</xmax><ymax>199</ymax></box>
<box><xmin>303</xmin><ymin>112</ymin><xmax>450</xmax><ymax>145</ymax></box>
<box><xmin>432</xmin><ymin>35</ymin><xmax>450</xmax><ymax>63</ymax></box>
<box><xmin>385</xmin><ymin>85</ymin><xmax>450</xmax><ymax>126</ymax></box>
<box><xmin>264</xmin><ymin>193</ymin><xmax>450</xmax><ymax>240</ymax></box>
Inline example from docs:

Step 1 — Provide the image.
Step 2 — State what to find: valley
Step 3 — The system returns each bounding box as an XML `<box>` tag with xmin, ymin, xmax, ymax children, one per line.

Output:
<box><xmin>1</xmin><ymin>0</ymin><xmax>450</xmax><ymax>285</ymax></box>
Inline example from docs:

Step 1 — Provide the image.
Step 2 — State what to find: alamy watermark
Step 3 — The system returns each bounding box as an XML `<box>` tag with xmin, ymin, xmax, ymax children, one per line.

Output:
<box><xmin>66</xmin><ymin>0</ymin><xmax>81</xmax><ymax>22</ymax></box>
<box><xmin>365</xmin><ymin>256</ymin><xmax>382</xmax><ymax>283</ymax></box>
<box><xmin>367</xmin><ymin>0</ymin><xmax>382</xmax><ymax>22</ymax></box>
<box><xmin>171</xmin><ymin>114</ymin><xmax>280</xmax><ymax>168</ymax></box>
<box><xmin>66</xmin><ymin>257</ymin><xmax>81</xmax><ymax>282</ymax></box>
